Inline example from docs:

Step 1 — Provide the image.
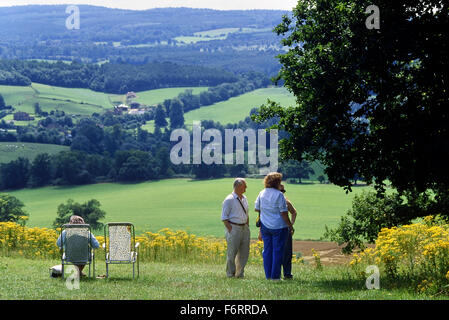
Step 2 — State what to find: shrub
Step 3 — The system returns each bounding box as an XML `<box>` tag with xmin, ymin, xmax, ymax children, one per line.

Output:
<box><xmin>350</xmin><ymin>216</ymin><xmax>449</xmax><ymax>294</ymax></box>
<box><xmin>0</xmin><ymin>194</ymin><xmax>29</xmax><ymax>223</ymax></box>
<box><xmin>323</xmin><ymin>191</ymin><xmax>419</xmax><ymax>254</ymax></box>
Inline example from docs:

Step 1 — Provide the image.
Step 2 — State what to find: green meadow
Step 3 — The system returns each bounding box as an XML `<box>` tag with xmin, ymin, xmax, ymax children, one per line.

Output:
<box><xmin>0</xmin><ymin>83</ymin><xmax>111</xmax><ymax>116</ymax></box>
<box><xmin>184</xmin><ymin>87</ymin><xmax>296</xmax><ymax>126</ymax></box>
<box><xmin>175</xmin><ymin>27</ymin><xmax>273</xmax><ymax>44</ymax></box>
<box><xmin>0</xmin><ymin>84</ymin><xmax>210</xmax><ymax>117</ymax></box>
<box><xmin>132</xmin><ymin>87</ymin><xmax>209</xmax><ymax>106</ymax></box>
<box><xmin>0</xmin><ymin>142</ymin><xmax>69</xmax><ymax>164</ymax></box>
<box><xmin>1</xmin><ymin>84</ymin><xmax>294</xmax><ymax>133</ymax></box>
<box><xmin>8</xmin><ymin>178</ymin><xmax>368</xmax><ymax>240</ymax></box>
<box><xmin>194</xmin><ymin>27</ymin><xmax>272</xmax><ymax>37</ymax></box>
<box><xmin>142</xmin><ymin>87</ymin><xmax>296</xmax><ymax>133</ymax></box>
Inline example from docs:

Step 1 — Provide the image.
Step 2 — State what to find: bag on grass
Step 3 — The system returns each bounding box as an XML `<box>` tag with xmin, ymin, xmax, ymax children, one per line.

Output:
<box><xmin>49</xmin><ymin>264</ymin><xmax>63</xmax><ymax>278</ymax></box>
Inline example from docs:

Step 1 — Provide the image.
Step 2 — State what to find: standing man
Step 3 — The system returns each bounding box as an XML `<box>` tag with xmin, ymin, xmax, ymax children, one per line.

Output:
<box><xmin>221</xmin><ymin>178</ymin><xmax>250</xmax><ymax>278</ymax></box>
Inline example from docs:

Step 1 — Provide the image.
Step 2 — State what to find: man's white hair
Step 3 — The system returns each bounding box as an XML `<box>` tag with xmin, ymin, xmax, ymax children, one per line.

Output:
<box><xmin>233</xmin><ymin>178</ymin><xmax>246</xmax><ymax>189</ymax></box>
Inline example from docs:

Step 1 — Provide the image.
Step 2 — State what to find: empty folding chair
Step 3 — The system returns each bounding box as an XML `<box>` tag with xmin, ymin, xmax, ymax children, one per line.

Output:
<box><xmin>59</xmin><ymin>224</ymin><xmax>96</xmax><ymax>279</ymax></box>
<box><xmin>103</xmin><ymin>222</ymin><xmax>140</xmax><ymax>279</ymax></box>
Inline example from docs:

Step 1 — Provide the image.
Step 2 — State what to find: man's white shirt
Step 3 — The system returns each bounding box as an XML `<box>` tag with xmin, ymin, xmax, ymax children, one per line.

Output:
<box><xmin>221</xmin><ymin>192</ymin><xmax>248</xmax><ymax>224</ymax></box>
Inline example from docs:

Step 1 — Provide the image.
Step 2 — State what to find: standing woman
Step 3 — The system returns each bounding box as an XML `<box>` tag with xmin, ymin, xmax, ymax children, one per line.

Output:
<box><xmin>279</xmin><ymin>183</ymin><xmax>297</xmax><ymax>279</ymax></box>
<box><xmin>255</xmin><ymin>172</ymin><xmax>294</xmax><ymax>281</ymax></box>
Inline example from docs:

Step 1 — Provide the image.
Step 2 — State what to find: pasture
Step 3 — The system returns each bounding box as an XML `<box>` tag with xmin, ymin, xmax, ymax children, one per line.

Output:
<box><xmin>136</xmin><ymin>87</ymin><xmax>296</xmax><ymax>133</ymax></box>
<box><xmin>0</xmin><ymin>83</ymin><xmax>111</xmax><ymax>116</ymax></box>
<box><xmin>0</xmin><ymin>142</ymin><xmax>69</xmax><ymax>164</ymax></box>
<box><xmin>8</xmin><ymin>178</ymin><xmax>368</xmax><ymax>240</ymax></box>
<box><xmin>175</xmin><ymin>27</ymin><xmax>273</xmax><ymax>44</ymax></box>
<box><xmin>131</xmin><ymin>87</ymin><xmax>209</xmax><ymax>106</ymax></box>
<box><xmin>183</xmin><ymin>87</ymin><xmax>296</xmax><ymax>126</ymax></box>
<box><xmin>0</xmin><ymin>83</ymin><xmax>210</xmax><ymax>117</ymax></box>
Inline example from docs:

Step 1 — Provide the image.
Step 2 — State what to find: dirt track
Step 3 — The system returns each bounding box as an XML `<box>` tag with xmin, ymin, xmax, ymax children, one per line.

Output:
<box><xmin>251</xmin><ymin>240</ymin><xmax>369</xmax><ymax>266</ymax></box>
<box><xmin>292</xmin><ymin>241</ymin><xmax>353</xmax><ymax>266</ymax></box>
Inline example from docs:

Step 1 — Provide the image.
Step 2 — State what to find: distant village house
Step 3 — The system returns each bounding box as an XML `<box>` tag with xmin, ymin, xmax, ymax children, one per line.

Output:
<box><xmin>126</xmin><ymin>92</ymin><xmax>137</xmax><ymax>100</ymax></box>
<box><xmin>128</xmin><ymin>109</ymin><xmax>146</xmax><ymax>115</ymax></box>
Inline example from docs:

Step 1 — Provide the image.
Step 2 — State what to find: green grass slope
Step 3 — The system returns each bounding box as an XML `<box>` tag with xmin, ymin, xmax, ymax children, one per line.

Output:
<box><xmin>0</xmin><ymin>84</ymin><xmax>210</xmax><ymax>116</ymax></box>
<box><xmin>0</xmin><ymin>142</ymin><xmax>69</xmax><ymax>164</ymax></box>
<box><xmin>9</xmin><ymin>178</ymin><xmax>368</xmax><ymax>240</ymax></box>
<box><xmin>132</xmin><ymin>87</ymin><xmax>209</xmax><ymax>106</ymax></box>
<box><xmin>0</xmin><ymin>83</ymin><xmax>111</xmax><ymax>116</ymax></box>
<box><xmin>183</xmin><ymin>87</ymin><xmax>296</xmax><ymax>126</ymax></box>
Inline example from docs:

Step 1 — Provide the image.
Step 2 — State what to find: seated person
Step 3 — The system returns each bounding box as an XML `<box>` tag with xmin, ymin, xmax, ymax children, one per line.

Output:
<box><xmin>56</xmin><ymin>215</ymin><xmax>100</xmax><ymax>277</ymax></box>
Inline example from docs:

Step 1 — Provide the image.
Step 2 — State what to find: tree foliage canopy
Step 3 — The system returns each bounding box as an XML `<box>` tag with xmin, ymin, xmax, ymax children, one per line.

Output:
<box><xmin>0</xmin><ymin>193</ymin><xmax>28</xmax><ymax>223</ymax></box>
<box><xmin>254</xmin><ymin>0</ymin><xmax>448</xmax><ymax>207</ymax></box>
<box><xmin>53</xmin><ymin>198</ymin><xmax>106</xmax><ymax>230</ymax></box>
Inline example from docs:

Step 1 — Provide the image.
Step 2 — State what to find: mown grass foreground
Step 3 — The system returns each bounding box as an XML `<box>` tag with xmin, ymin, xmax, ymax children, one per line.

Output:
<box><xmin>0</xmin><ymin>256</ymin><xmax>443</xmax><ymax>300</ymax></box>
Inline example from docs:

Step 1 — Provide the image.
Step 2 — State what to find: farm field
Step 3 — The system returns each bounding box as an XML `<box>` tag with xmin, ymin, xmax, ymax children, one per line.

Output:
<box><xmin>32</xmin><ymin>83</ymin><xmax>112</xmax><ymax>109</ymax></box>
<box><xmin>1</xmin><ymin>84</ymin><xmax>294</xmax><ymax>135</ymax></box>
<box><xmin>0</xmin><ymin>83</ymin><xmax>111</xmax><ymax>116</ymax></box>
<box><xmin>0</xmin><ymin>84</ymin><xmax>211</xmax><ymax>117</ymax></box>
<box><xmin>175</xmin><ymin>27</ymin><xmax>273</xmax><ymax>44</ymax></box>
<box><xmin>183</xmin><ymin>87</ymin><xmax>296</xmax><ymax>126</ymax></box>
<box><xmin>8</xmin><ymin>178</ymin><xmax>369</xmax><ymax>240</ymax></box>
<box><xmin>143</xmin><ymin>86</ymin><xmax>297</xmax><ymax>133</ymax></box>
<box><xmin>0</xmin><ymin>142</ymin><xmax>69</xmax><ymax>164</ymax></box>
<box><xmin>131</xmin><ymin>87</ymin><xmax>209</xmax><ymax>106</ymax></box>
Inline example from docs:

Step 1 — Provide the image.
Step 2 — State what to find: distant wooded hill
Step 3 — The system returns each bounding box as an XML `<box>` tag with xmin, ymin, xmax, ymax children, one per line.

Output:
<box><xmin>0</xmin><ymin>6</ymin><xmax>289</xmax><ymax>75</ymax></box>
<box><xmin>0</xmin><ymin>59</ymin><xmax>246</xmax><ymax>93</ymax></box>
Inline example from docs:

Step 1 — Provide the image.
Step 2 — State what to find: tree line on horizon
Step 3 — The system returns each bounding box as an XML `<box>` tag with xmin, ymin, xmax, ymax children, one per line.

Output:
<box><xmin>0</xmin><ymin>112</ymin><xmax>317</xmax><ymax>191</ymax></box>
<box><xmin>0</xmin><ymin>59</ymin><xmax>243</xmax><ymax>94</ymax></box>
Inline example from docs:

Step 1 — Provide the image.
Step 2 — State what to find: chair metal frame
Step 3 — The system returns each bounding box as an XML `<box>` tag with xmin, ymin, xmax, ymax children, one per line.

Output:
<box><xmin>60</xmin><ymin>223</ymin><xmax>95</xmax><ymax>280</ymax></box>
<box><xmin>103</xmin><ymin>222</ymin><xmax>140</xmax><ymax>279</ymax></box>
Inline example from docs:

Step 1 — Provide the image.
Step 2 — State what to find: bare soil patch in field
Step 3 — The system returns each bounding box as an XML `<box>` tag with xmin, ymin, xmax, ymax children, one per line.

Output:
<box><xmin>292</xmin><ymin>241</ymin><xmax>352</xmax><ymax>266</ymax></box>
<box><xmin>251</xmin><ymin>240</ymin><xmax>375</xmax><ymax>266</ymax></box>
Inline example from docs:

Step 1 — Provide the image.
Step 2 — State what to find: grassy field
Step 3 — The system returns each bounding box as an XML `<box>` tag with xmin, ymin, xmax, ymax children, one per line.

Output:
<box><xmin>194</xmin><ymin>27</ymin><xmax>272</xmax><ymax>37</ymax></box>
<box><xmin>0</xmin><ymin>83</ymin><xmax>111</xmax><ymax>116</ymax></box>
<box><xmin>132</xmin><ymin>87</ymin><xmax>209</xmax><ymax>106</ymax></box>
<box><xmin>142</xmin><ymin>87</ymin><xmax>296</xmax><ymax>133</ymax></box>
<box><xmin>183</xmin><ymin>87</ymin><xmax>296</xmax><ymax>127</ymax></box>
<box><xmin>0</xmin><ymin>142</ymin><xmax>69</xmax><ymax>164</ymax></box>
<box><xmin>2</xmin><ymin>84</ymin><xmax>294</xmax><ymax>131</ymax></box>
<box><xmin>0</xmin><ymin>84</ymin><xmax>210</xmax><ymax>117</ymax></box>
<box><xmin>175</xmin><ymin>27</ymin><xmax>273</xmax><ymax>44</ymax></box>
<box><xmin>9</xmin><ymin>178</ymin><xmax>367</xmax><ymax>240</ymax></box>
<box><xmin>174</xmin><ymin>35</ymin><xmax>227</xmax><ymax>44</ymax></box>
<box><xmin>32</xmin><ymin>83</ymin><xmax>112</xmax><ymax>109</ymax></box>
<box><xmin>0</xmin><ymin>256</ymin><xmax>437</xmax><ymax>300</ymax></box>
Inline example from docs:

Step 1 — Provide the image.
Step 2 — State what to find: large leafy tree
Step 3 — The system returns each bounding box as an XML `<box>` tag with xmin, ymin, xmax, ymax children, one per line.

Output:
<box><xmin>53</xmin><ymin>199</ymin><xmax>106</xmax><ymax>231</ymax></box>
<box><xmin>254</xmin><ymin>1</ymin><xmax>448</xmax><ymax>214</ymax></box>
<box><xmin>29</xmin><ymin>153</ymin><xmax>52</xmax><ymax>187</ymax></box>
<box><xmin>0</xmin><ymin>93</ymin><xmax>6</xmax><ymax>109</ymax></box>
<box><xmin>0</xmin><ymin>157</ymin><xmax>30</xmax><ymax>189</ymax></box>
<box><xmin>154</xmin><ymin>104</ymin><xmax>168</xmax><ymax>128</ymax></box>
<box><xmin>0</xmin><ymin>193</ymin><xmax>28</xmax><ymax>223</ymax></box>
<box><xmin>169</xmin><ymin>98</ymin><xmax>185</xmax><ymax>130</ymax></box>
<box><xmin>279</xmin><ymin>160</ymin><xmax>315</xmax><ymax>183</ymax></box>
